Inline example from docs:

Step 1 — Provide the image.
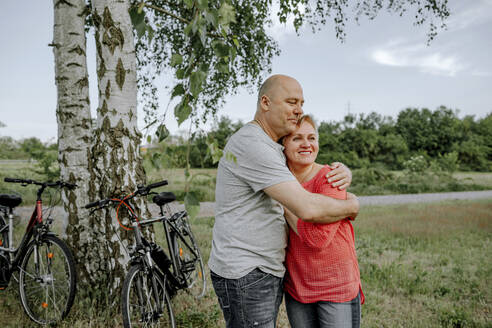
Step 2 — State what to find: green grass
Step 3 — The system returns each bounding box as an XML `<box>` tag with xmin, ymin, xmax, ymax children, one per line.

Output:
<box><xmin>454</xmin><ymin>171</ymin><xmax>492</xmax><ymax>188</ymax></box>
<box><xmin>144</xmin><ymin>165</ymin><xmax>217</xmax><ymax>202</ymax></box>
<box><xmin>2</xmin><ymin>161</ymin><xmax>492</xmax><ymax>205</ymax></box>
<box><xmin>1</xmin><ymin>200</ymin><xmax>491</xmax><ymax>327</ymax></box>
<box><xmin>355</xmin><ymin>200</ymin><xmax>492</xmax><ymax>327</ymax></box>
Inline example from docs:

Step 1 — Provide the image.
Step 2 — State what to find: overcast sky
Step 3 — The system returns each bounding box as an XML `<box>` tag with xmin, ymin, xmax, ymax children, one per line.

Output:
<box><xmin>1</xmin><ymin>0</ymin><xmax>491</xmax><ymax>142</ymax></box>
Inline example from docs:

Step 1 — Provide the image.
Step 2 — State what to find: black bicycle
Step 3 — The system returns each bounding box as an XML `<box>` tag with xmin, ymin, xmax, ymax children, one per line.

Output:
<box><xmin>85</xmin><ymin>180</ymin><xmax>206</xmax><ymax>328</ymax></box>
<box><xmin>0</xmin><ymin>178</ymin><xmax>77</xmax><ymax>325</ymax></box>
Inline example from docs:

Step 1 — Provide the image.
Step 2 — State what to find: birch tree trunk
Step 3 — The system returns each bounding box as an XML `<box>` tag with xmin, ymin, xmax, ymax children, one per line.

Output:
<box><xmin>52</xmin><ymin>0</ymin><xmax>94</xmax><ymax>286</ymax></box>
<box><xmin>88</xmin><ymin>0</ymin><xmax>147</xmax><ymax>298</ymax></box>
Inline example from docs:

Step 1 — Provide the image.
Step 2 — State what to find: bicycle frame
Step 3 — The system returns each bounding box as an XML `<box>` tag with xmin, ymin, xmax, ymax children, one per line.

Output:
<box><xmin>0</xmin><ymin>185</ymin><xmax>51</xmax><ymax>270</ymax></box>
<box><xmin>122</xmin><ymin>202</ymin><xmax>198</xmax><ymax>291</ymax></box>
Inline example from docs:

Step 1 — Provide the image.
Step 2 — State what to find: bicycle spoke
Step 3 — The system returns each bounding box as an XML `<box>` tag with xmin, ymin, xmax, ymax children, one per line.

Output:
<box><xmin>19</xmin><ymin>236</ymin><xmax>75</xmax><ymax>325</ymax></box>
<box><xmin>122</xmin><ymin>265</ymin><xmax>174</xmax><ymax>328</ymax></box>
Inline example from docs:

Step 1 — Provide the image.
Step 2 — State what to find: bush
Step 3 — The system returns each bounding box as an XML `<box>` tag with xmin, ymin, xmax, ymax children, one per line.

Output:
<box><xmin>403</xmin><ymin>155</ymin><xmax>428</xmax><ymax>173</ymax></box>
<box><xmin>437</xmin><ymin>151</ymin><xmax>459</xmax><ymax>173</ymax></box>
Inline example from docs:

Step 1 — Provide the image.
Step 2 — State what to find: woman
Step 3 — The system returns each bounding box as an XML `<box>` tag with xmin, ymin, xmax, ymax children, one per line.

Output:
<box><xmin>282</xmin><ymin>115</ymin><xmax>364</xmax><ymax>328</ymax></box>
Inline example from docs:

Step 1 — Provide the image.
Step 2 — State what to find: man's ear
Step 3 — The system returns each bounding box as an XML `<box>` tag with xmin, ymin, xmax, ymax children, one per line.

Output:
<box><xmin>260</xmin><ymin>95</ymin><xmax>270</xmax><ymax>112</ymax></box>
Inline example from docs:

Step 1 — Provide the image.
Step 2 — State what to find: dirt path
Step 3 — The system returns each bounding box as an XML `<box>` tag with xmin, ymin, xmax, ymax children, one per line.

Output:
<box><xmin>12</xmin><ymin>190</ymin><xmax>492</xmax><ymax>220</ymax></box>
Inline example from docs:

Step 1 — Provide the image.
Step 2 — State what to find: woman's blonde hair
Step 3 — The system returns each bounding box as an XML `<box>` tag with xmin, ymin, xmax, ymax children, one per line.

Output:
<box><xmin>280</xmin><ymin>114</ymin><xmax>317</xmax><ymax>145</ymax></box>
<box><xmin>297</xmin><ymin>114</ymin><xmax>317</xmax><ymax>132</ymax></box>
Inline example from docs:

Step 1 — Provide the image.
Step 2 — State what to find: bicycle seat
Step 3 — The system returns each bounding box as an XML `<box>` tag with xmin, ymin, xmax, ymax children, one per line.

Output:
<box><xmin>152</xmin><ymin>192</ymin><xmax>176</xmax><ymax>206</ymax></box>
<box><xmin>0</xmin><ymin>194</ymin><xmax>22</xmax><ymax>208</ymax></box>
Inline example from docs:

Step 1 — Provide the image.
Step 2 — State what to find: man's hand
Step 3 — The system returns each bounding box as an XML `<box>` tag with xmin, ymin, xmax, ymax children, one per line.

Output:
<box><xmin>327</xmin><ymin>162</ymin><xmax>352</xmax><ymax>190</ymax></box>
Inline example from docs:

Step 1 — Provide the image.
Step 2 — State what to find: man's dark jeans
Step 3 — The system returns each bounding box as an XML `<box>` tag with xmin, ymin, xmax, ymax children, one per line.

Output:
<box><xmin>211</xmin><ymin>269</ymin><xmax>284</xmax><ymax>328</ymax></box>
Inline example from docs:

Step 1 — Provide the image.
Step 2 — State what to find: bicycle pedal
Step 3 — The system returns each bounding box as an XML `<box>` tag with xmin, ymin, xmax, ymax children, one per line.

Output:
<box><xmin>182</xmin><ymin>261</ymin><xmax>196</xmax><ymax>273</ymax></box>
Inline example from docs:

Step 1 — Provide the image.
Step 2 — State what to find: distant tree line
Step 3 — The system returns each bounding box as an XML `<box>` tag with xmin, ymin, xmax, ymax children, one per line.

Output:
<box><xmin>2</xmin><ymin>106</ymin><xmax>491</xmax><ymax>173</ymax></box>
<box><xmin>152</xmin><ymin>106</ymin><xmax>492</xmax><ymax>172</ymax></box>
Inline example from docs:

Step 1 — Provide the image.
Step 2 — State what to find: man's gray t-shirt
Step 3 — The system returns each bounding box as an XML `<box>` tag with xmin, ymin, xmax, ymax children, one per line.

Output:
<box><xmin>208</xmin><ymin>123</ymin><xmax>296</xmax><ymax>279</ymax></box>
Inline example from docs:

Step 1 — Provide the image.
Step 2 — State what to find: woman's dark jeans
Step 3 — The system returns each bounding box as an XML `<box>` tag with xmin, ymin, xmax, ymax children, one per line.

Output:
<box><xmin>285</xmin><ymin>291</ymin><xmax>361</xmax><ymax>328</ymax></box>
<box><xmin>211</xmin><ymin>269</ymin><xmax>284</xmax><ymax>328</ymax></box>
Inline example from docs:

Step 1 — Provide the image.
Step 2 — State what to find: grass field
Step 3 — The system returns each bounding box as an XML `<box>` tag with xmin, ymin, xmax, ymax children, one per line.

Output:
<box><xmin>2</xmin><ymin>162</ymin><xmax>491</xmax><ymax>205</ymax></box>
<box><xmin>1</xmin><ymin>199</ymin><xmax>491</xmax><ymax>327</ymax></box>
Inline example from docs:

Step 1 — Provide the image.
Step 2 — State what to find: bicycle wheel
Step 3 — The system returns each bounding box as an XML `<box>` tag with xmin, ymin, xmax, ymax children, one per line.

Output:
<box><xmin>122</xmin><ymin>264</ymin><xmax>175</xmax><ymax>328</ymax></box>
<box><xmin>0</xmin><ymin>214</ymin><xmax>10</xmax><ymax>288</ymax></box>
<box><xmin>18</xmin><ymin>234</ymin><xmax>77</xmax><ymax>325</ymax></box>
<box><xmin>0</xmin><ymin>213</ymin><xmax>8</xmax><ymax>250</ymax></box>
<box><xmin>172</xmin><ymin>213</ymin><xmax>206</xmax><ymax>298</ymax></box>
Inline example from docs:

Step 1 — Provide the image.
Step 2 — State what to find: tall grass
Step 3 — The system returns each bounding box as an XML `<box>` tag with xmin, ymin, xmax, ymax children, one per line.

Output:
<box><xmin>1</xmin><ymin>200</ymin><xmax>491</xmax><ymax>327</ymax></box>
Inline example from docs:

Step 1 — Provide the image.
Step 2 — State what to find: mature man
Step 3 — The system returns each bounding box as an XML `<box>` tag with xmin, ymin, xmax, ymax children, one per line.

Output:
<box><xmin>209</xmin><ymin>74</ymin><xmax>359</xmax><ymax>328</ymax></box>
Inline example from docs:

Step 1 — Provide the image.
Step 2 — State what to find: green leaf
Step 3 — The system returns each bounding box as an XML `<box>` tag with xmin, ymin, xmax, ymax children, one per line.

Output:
<box><xmin>147</xmin><ymin>25</ymin><xmax>154</xmax><ymax>44</ymax></box>
<box><xmin>146</xmin><ymin>135</ymin><xmax>152</xmax><ymax>144</ymax></box>
<box><xmin>218</xmin><ymin>2</ymin><xmax>236</xmax><ymax>27</ymax></box>
<box><xmin>199</xmin><ymin>62</ymin><xmax>210</xmax><ymax>73</ymax></box>
<box><xmin>129</xmin><ymin>6</ymin><xmax>144</xmax><ymax>26</ymax></box>
<box><xmin>171</xmin><ymin>84</ymin><xmax>185</xmax><ymax>99</ymax></box>
<box><xmin>220</xmin><ymin>27</ymin><xmax>228</xmax><ymax>38</ymax></box>
<box><xmin>212</xmin><ymin>41</ymin><xmax>229</xmax><ymax>57</ymax></box>
<box><xmin>184</xmin><ymin>22</ymin><xmax>193</xmax><ymax>36</ymax></box>
<box><xmin>229</xmin><ymin>46</ymin><xmax>237</xmax><ymax>61</ymax></box>
<box><xmin>204</xmin><ymin>10</ymin><xmax>218</xmax><ymax>27</ymax></box>
<box><xmin>176</xmin><ymin>69</ymin><xmax>185</xmax><ymax>79</ymax></box>
<box><xmin>197</xmin><ymin>0</ymin><xmax>208</xmax><ymax>10</ymax></box>
<box><xmin>174</xmin><ymin>99</ymin><xmax>192</xmax><ymax>125</ymax></box>
<box><xmin>184</xmin><ymin>191</ymin><xmax>200</xmax><ymax>220</ymax></box>
<box><xmin>191</xmin><ymin>15</ymin><xmax>201</xmax><ymax>34</ymax></box>
<box><xmin>155</xmin><ymin>124</ymin><xmax>170</xmax><ymax>142</ymax></box>
<box><xmin>170</xmin><ymin>53</ymin><xmax>183</xmax><ymax>67</ymax></box>
<box><xmin>129</xmin><ymin>6</ymin><xmax>148</xmax><ymax>39</ymax></box>
<box><xmin>129</xmin><ymin>6</ymin><xmax>146</xmax><ymax>39</ymax></box>
<box><xmin>189</xmin><ymin>70</ymin><xmax>207</xmax><ymax>97</ymax></box>
<box><xmin>206</xmin><ymin>140</ymin><xmax>223</xmax><ymax>164</ymax></box>
<box><xmin>199</xmin><ymin>25</ymin><xmax>207</xmax><ymax>46</ymax></box>
<box><xmin>232</xmin><ymin>36</ymin><xmax>239</xmax><ymax>48</ymax></box>
<box><xmin>217</xmin><ymin>62</ymin><xmax>229</xmax><ymax>74</ymax></box>
<box><xmin>151</xmin><ymin>152</ymin><xmax>162</xmax><ymax>169</ymax></box>
<box><xmin>183</xmin><ymin>0</ymin><xmax>193</xmax><ymax>9</ymax></box>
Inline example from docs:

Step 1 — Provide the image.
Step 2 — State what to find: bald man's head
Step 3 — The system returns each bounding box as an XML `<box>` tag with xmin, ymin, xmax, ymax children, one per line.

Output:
<box><xmin>257</xmin><ymin>74</ymin><xmax>300</xmax><ymax>109</ymax></box>
<box><xmin>253</xmin><ymin>74</ymin><xmax>304</xmax><ymax>140</ymax></box>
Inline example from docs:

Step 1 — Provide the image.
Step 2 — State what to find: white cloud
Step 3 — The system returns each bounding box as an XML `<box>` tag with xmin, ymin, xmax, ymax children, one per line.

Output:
<box><xmin>371</xmin><ymin>40</ymin><xmax>465</xmax><ymax>76</ymax></box>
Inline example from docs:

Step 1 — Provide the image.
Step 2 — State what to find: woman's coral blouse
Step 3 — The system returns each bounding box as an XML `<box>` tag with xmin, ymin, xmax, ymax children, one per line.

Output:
<box><xmin>284</xmin><ymin>165</ymin><xmax>364</xmax><ymax>304</ymax></box>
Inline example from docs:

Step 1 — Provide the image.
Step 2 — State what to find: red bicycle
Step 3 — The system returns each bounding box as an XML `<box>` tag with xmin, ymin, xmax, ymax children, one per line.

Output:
<box><xmin>0</xmin><ymin>178</ymin><xmax>77</xmax><ymax>325</ymax></box>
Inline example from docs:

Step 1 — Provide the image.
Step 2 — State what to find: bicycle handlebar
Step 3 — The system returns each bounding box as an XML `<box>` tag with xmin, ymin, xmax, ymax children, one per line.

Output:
<box><xmin>85</xmin><ymin>199</ymin><xmax>111</xmax><ymax>209</ymax></box>
<box><xmin>135</xmin><ymin>180</ymin><xmax>168</xmax><ymax>196</ymax></box>
<box><xmin>85</xmin><ymin>180</ymin><xmax>168</xmax><ymax>209</ymax></box>
<box><xmin>4</xmin><ymin>177</ymin><xmax>77</xmax><ymax>190</ymax></box>
<box><xmin>146</xmin><ymin>180</ymin><xmax>168</xmax><ymax>190</ymax></box>
<box><xmin>4</xmin><ymin>177</ymin><xmax>24</xmax><ymax>183</ymax></box>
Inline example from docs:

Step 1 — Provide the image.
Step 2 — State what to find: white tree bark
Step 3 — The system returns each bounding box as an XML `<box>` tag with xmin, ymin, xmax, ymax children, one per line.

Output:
<box><xmin>52</xmin><ymin>0</ymin><xmax>94</xmax><ymax>285</ymax></box>
<box><xmin>89</xmin><ymin>0</ymin><xmax>148</xmax><ymax>297</ymax></box>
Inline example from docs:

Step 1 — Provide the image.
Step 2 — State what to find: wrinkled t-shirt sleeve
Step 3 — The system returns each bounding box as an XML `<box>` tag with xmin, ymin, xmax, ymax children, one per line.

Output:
<box><xmin>229</xmin><ymin>135</ymin><xmax>295</xmax><ymax>193</ymax></box>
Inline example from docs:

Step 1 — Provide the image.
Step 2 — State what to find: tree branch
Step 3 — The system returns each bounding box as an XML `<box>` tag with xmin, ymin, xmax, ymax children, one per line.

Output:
<box><xmin>144</xmin><ymin>3</ymin><xmax>190</xmax><ymax>25</ymax></box>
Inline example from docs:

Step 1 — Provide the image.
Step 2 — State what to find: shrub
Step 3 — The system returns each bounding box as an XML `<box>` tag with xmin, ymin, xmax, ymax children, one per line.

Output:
<box><xmin>403</xmin><ymin>155</ymin><xmax>428</xmax><ymax>173</ymax></box>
